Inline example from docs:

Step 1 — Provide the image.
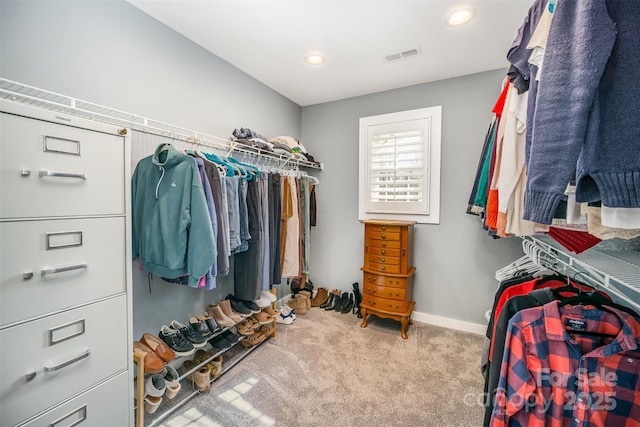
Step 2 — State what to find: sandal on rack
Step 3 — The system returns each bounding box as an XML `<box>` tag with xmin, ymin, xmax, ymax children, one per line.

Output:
<box><xmin>241</xmin><ymin>332</ymin><xmax>266</xmax><ymax>348</ymax></box>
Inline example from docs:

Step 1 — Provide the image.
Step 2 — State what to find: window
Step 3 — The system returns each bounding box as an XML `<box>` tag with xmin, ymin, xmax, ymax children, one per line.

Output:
<box><xmin>359</xmin><ymin>106</ymin><xmax>441</xmax><ymax>224</ymax></box>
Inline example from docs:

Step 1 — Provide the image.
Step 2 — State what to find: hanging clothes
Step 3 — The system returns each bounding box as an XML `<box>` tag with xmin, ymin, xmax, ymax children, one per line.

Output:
<box><xmin>234</xmin><ymin>177</ymin><xmax>263</xmax><ymax>301</ymax></box>
<box><xmin>490</xmin><ymin>300</ymin><xmax>640</xmax><ymax>427</ymax></box>
<box><xmin>268</xmin><ymin>173</ymin><xmax>283</xmax><ymax>286</ymax></box>
<box><xmin>196</xmin><ymin>152</ymin><xmax>230</xmax><ymax>276</ymax></box>
<box><xmin>280</xmin><ymin>175</ymin><xmax>301</xmax><ymax>278</ymax></box>
<box><xmin>131</xmin><ymin>143</ymin><xmax>215</xmax><ymax>287</ymax></box>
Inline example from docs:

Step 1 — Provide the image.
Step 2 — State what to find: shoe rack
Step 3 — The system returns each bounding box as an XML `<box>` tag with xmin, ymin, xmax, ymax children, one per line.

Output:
<box><xmin>133</xmin><ymin>288</ymin><xmax>278</xmax><ymax>427</ymax></box>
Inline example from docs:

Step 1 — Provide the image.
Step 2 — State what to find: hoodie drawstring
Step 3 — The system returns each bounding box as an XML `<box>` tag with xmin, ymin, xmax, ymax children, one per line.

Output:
<box><xmin>155</xmin><ymin>166</ymin><xmax>165</xmax><ymax>200</ymax></box>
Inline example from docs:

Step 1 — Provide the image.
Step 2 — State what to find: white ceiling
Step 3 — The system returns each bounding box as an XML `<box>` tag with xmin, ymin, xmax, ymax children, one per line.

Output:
<box><xmin>129</xmin><ymin>0</ymin><xmax>531</xmax><ymax>106</ymax></box>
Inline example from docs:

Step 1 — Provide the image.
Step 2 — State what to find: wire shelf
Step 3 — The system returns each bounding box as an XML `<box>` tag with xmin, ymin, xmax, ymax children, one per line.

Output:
<box><xmin>0</xmin><ymin>78</ymin><xmax>322</xmax><ymax>171</ymax></box>
<box><xmin>524</xmin><ymin>235</ymin><xmax>640</xmax><ymax>312</ymax></box>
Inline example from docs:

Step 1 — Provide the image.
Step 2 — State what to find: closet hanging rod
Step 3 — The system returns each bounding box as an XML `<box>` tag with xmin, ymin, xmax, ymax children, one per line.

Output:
<box><xmin>0</xmin><ymin>77</ymin><xmax>322</xmax><ymax>171</ymax></box>
<box><xmin>522</xmin><ymin>235</ymin><xmax>640</xmax><ymax>313</ymax></box>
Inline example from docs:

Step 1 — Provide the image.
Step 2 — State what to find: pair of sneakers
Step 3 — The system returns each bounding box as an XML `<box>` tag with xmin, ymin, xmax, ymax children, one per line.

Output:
<box><xmin>254</xmin><ymin>290</ymin><xmax>277</xmax><ymax>308</ymax></box>
<box><xmin>276</xmin><ymin>306</ymin><xmax>296</xmax><ymax>325</ymax></box>
<box><xmin>159</xmin><ymin>320</ymin><xmax>207</xmax><ymax>357</ymax></box>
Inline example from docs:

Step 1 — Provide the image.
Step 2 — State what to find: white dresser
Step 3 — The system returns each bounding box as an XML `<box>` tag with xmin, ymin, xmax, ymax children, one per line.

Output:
<box><xmin>0</xmin><ymin>101</ymin><xmax>134</xmax><ymax>426</ymax></box>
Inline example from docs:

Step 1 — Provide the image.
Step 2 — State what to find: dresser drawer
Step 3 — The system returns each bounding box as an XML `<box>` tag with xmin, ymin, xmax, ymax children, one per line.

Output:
<box><xmin>0</xmin><ymin>295</ymin><xmax>128</xmax><ymax>427</ymax></box>
<box><xmin>367</xmin><ymin>239</ymin><xmax>401</xmax><ymax>249</ymax></box>
<box><xmin>365</xmin><ymin>224</ymin><xmax>401</xmax><ymax>233</ymax></box>
<box><xmin>0</xmin><ymin>112</ymin><xmax>125</xmax><ymax>219</ymax></box>
<box><xmin>367</xmin><ymin>231</ymin><xmax>401</xmax><ymax>241</ymax></box>
<box><xmin>361</xmin><ymin>295</ymin><xmax>409</xmax><ymax>313</ymax></box>
<box><xmin>367</xmin><ymin>262</ymin><xmax>400</xmax><ymax>274</ymax></box>
<box><xmin>363</xmin><ymin>283</ymin><xmax>406</xmax><ymax>301</ymax></box>
<box><xmin>20</xmin><ymin>371</ymin><xmax>130</xmax><ymax>427</ymax></box>
<box><xmin>0</xmin><ymin>217</ymin><xmax>126</xmax><ymax>327</ymax></box>
<box><xmin>363</xmin><ymin>272</ymin><xmax>407</xmax><ymax>289</ymax></box>
<box><xmin>368</xmin><ymin>254</ymin><xmax>400</xmax><ymax>266</ymax></box>
<box><xmin>368</xmin><ymin>246</ymin><xmax>400</xmax><ymax>257</ymax></box>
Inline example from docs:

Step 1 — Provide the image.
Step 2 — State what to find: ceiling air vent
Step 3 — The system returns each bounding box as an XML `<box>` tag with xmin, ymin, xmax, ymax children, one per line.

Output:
<box><xmin>384</xmin><ymin>47</ymin><xmax>422</xmax><ymax>64</ymax></box>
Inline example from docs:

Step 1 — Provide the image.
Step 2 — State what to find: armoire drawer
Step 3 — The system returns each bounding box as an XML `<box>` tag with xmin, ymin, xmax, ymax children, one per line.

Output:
<box><xmin>367</xmin><ymin>231</ymin><xmax>401</xmax><ymax>241</ymax></box>
<box><xmin>0</xmin><ymin>295</ymin><xmax>128</xmax><ymax>427</ymax></box>
<box><xmin>20</xmin><ymin>371</ymin><xmax>130</xmax><ymax>427</ymax></box>
<box><xmin>361</xmin><ymin>295</ymin><xmax>409</xmax><ymax>313</ymax></box>
<box><xmin>367</xmin><ymin>254</ymin><xmax>400</xmax><ymax>266</ymax></box>
<box><xmin>0</xmin><ymin>217</ymin><xmax>126</xmax><ymax>327</ymax></box>
<box><xmin>367</xmin><ymin>262</ymin><xmax>401</xmax><ymax>274</ymax></box>
<box><xmin>368</xmin><ymin>246</ymin><xmax>400</xmax><ymax>257</ymax></box>
<box><xmin>362</xmin><ymin>283</ymin><xmax>406</xmax><ymax>301</ymax></box>
<box><xmin>362</xmin><ymin>272</ymin><xmax>407</xmax><ymax>289</ymax></box>
<box><xmin>366</xmin><ymin>238</ymin><xmax>401</xmax><ymax>249</ymax></box>
<box><xmin>0</xmin><ymin>112</ymin><xmax>125</xmax><ymax>219</ymax></box>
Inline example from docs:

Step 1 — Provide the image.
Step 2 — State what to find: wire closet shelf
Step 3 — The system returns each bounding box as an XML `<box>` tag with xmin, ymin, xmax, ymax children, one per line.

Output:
<box><xmin>522</xmin><ymin>235</ymin><xmax>640</xmax><ymax>313</ymax></box>
<box><xmin>0</xmin><ymin>78</ymin><xmax>322</xmax><ymax>172</ymax></box>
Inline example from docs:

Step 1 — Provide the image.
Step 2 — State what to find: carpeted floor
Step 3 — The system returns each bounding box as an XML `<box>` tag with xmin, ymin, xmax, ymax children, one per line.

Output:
<box><xmin>157</xmin><ymin>306</ymin><xmax>486</xmax><ymax>427</ymax></box>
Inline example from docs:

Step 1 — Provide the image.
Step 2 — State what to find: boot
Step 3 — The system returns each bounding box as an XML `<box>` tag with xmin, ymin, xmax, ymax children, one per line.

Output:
<box><xmin>336</xmin><ymin>292</ymin><xmax>349</xmax><ymax>312</ymax></box>
<box><xmin>310</xmin><ymin>287</ymin><xmax>328</xmax><ymax>307</ymax></box>
<box><xmin>299</xmin><ymin>290</ymin><xmax>312</xmax><ymax>309</ymax></box>
<box><xmin>319</xmin><ymin>292</ymin><xmax>334</xmax><ymax>309</ymax></box>
<box><xmin>326</xmin><ymin>291</ymin><xmax>343</xmax><ymax>311</ymax></box>
<box><xmin>341</xmin><ymin>293</ymin><xmax>354</xmax><ymax>314</ymax></box>
<box><xmin>352</xmin><ymin>282</ymin><xmax>363</xmax><ymax>317</ymax></box>
<box><xmin>287</xmin><ymin>294</ymin><xmax>308</xmax><ymax>315</ymax></box>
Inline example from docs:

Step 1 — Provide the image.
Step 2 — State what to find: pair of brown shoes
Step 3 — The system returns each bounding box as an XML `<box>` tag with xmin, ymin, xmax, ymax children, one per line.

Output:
<box><xmin>135</xmin><ymin>334</ymin><xmax>177</xmax><ymax>373</ymax></box>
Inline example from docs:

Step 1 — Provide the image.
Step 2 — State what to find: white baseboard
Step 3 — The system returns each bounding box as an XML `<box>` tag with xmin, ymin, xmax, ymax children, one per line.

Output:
<box><xmin>411</xmin><ymin>311</ymin><xmax>487</xmax><ymax>335</ymax></box>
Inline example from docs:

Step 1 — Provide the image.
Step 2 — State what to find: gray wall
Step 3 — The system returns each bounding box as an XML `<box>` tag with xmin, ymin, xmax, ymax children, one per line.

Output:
<box><xmin>302</xmin><ymin>70</ymin><xmax>523</xmax><ymax>326</ymax></box>
<box><xmin>2</xmin><ymin>0</ymin><xmax>523</xmax><ymax>331</ymax></box>
<box><xmin>0</xmin><ymin>0</ymin><xmax>302</xmax><ymax>340</ymax></box>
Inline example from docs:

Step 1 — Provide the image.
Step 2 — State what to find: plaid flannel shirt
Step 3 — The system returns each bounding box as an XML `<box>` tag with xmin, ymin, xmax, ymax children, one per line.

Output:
<box><xmin>490</xmin><ymin>300</ymin><xmax>640</xmax><ymax>427</ymax></box>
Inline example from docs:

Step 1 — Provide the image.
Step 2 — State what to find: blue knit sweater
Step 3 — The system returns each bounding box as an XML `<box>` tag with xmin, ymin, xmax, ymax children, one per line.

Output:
<box><xmin>524</xmin><ymin>0</ymin><xmax>640</xmax><ymax>224</ymax></box>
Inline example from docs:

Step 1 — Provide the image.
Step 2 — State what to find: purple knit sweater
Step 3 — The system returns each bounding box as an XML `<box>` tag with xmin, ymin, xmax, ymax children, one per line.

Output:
<box><xmin>524</xmin><ymin>0</ymin><xmax>640</xmax><ymax>224</ymax></box>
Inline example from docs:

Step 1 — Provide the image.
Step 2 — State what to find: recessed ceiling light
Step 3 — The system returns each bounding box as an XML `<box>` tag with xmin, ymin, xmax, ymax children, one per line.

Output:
<box><xmin>304</xmin><ymin>52</ymin><xmax>325</xmax><ymax>65</ymax></box>
<box><xmin>446</xmin><ymin>6</ymin><xmax>476</xmax><ymax>27</ymax></box>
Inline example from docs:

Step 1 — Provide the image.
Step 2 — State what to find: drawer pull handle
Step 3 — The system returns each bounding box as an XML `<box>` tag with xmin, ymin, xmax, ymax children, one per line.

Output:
<box><xmin>381</xmin><ymin>234</ymin><xmax>386</xmax><ymax>239</ymax></box>
<box><xmin>388</xmin><ymin>304</ymin><xmax>393</xmax><ymax>308</ymax></box>
<box><xmin>396</xmin><ymin>280</ymin><xmax>400</xmax><ymax>285</ymax></box>
<box><xmin>382</xmin><ymin>242</ymin><xmax>387</xmax><ymax>247</ymax></box>
<box><xmin>396</xmin><ymin>292</ymin><xmax>400</xmax><ymax>297</ymax></box>
<box><xmin>39</xmin><ymin>170</ymin><xmax>87</xmax><ymax>180</ymax></box>
<box><xmin>372</xmin><ymin>289</ymin><xmax>376</xmax><ymax>294</ymax></box>
<box><xmin>382</xmin><ymin>226</ymin><xmax>386</xmax><ymax>231</ymax></box>
<box><xmin>381</xmin><ymin>266</ymin><xmax>385</xmax><ymax>271</ymax></box>
<box><xmin>380</xmin><ymin>258</ymin><xmax>385</xmax><ymax>263</ymax></box>
<box><xmin>49</xmin><ymin>404</ymin><xmax>87</xmax><ymax>427</ymax></box>
<box><xmin>26</xmin><ymin>348</ymin><xmax>91</xmax><ymax>381</ymax></box>
<box><xmin>396</xmin><ymin>305</ymin><xmax>400</xmax><ymax>309</ymax></box>
<box><xmin>20</xmin><ymin>169</ymin><xmax>31</xmax><ymax>177</ymax></box>
<box><xmin>23</xmin><ymin>272</ymin><xmax>34</xmax><ymax>280</ymax></box>
<box><xmin>381</xmin><ymin>250</ymin><xmax>385</xmax><ymax>254</ymax></box>
<box><xmin>41</xmin><ymin>263</ymin><xmax>87</xmax><ymax>277</ymax></box>
<box><xmin>45</xmin><ymin>349</ymin><xmax>91</xmax><ymax>373</ymax></box>
<box><xmin>388</xmin><ymin>292</ymin><xmax>392</xmax><ymax>296</ymax></box>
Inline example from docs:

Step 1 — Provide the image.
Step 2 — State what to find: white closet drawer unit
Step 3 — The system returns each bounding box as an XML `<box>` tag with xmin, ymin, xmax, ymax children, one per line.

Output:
<box><xmin>19</xmin><ymin>371</ymin><xmax>130</xmax><ymax>427</ymax></box>
<box><xmin>0</xmin><ymin>295</ymin><xmax>128</xmax><ymax>427</ymax></box>
<box><xmin>0</xmin><ymin>112</ymin><xmax>125</xmax><ymax>219</ymax></box>
<box><xmin>0</xmin><ymin>217</ymin><xmax>126</xmax><ymax>327</ymax></box>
